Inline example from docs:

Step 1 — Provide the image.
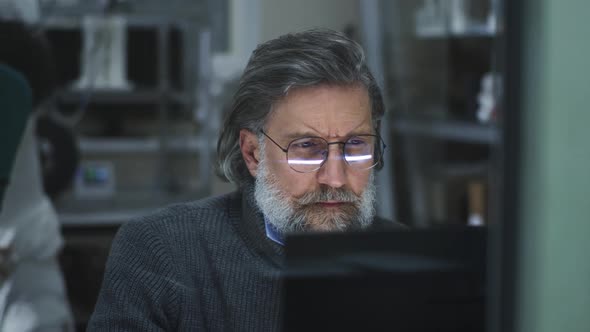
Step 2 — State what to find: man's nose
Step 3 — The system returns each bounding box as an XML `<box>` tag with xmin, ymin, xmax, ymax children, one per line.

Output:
<box><xmin>316</xmin><ymin>145</ymin><xmax>347</xmax><ymax>188</ymax></box>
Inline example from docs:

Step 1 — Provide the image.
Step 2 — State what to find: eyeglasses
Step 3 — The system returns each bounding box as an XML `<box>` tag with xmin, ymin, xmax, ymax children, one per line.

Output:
<box><xmin>261</xmin><ymin>130</ymin><xmax>386</xmax><ymax>173</ymax></box>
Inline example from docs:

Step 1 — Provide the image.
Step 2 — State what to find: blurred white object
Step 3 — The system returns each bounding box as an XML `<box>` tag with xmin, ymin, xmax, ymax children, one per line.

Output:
<box><xmin>415</xmin><ymin>0</ymin><xmax>447</xmax><ymax>37</ymax></box>
<box><xmin>449</xmin><ymin>0</ymin><xmax>468</xmax><ymax>34</ymax></box>
<box><xmin>74</xmin><ymin>15</ymin><xmax>133</xmax><ymax>90</ymax></box>
<box><xmin>468</xmin><ymin>214</ymin><xmax>485</xmax><ymax>226</ymax></box>
<box><xmin>0</xmin><ymin>117</ymin><xmax>74</xmax><ymax>330</ymax></box>
<box><xmin>1</xmin><ymin>301</ymin><xmax>38</xmax><ymax>332</ymax></box>
<box><xmin>486</xmin><ymin>0</ymin><xmax>498</xmax><ymax>33</ymax></box>
<box><xmin>0</xmin><ymin>228</ymin><xmax>15</xmax><ymax>251</ymax></box>
<box><xmin>0</xmin><ymin>118</ymin><xmax>63</xmax><ymax>260</ymax></box>
<box><xmin>0</xmin><ymin>0</ymin><xmax>40</xmax><ymax>23</ymax></box>
<box><xmin>476</xmin><ymin>72</ymin><xmax>498</xmax><ymax>123</ymax></box>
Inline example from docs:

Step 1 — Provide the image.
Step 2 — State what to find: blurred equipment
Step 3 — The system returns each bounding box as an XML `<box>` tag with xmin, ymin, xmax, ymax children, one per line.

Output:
<box><xmin>74</xmin><ymin>14</ymin><xmax>133</xmax><ymax>90</ymax></box>
<box><xmin>414</xmin><ymin>0</ymin><xmax>497</xmax><ymax>37</ymax></box>
<box><xmin>40</xmin><ymin>0</ymin><xmax>215</xmax><ymax>227</ymax></box>
<box><xmin>73</xmin><ymin>160</ymin><xmax>115</xmax><ymax>198</ymax></box>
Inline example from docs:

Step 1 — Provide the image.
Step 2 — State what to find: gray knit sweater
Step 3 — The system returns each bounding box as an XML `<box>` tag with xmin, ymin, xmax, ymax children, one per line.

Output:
<box><xmin>87</xmin><ymin>186</ymin><xmax>400</xmax><ymax>331</ymax></box>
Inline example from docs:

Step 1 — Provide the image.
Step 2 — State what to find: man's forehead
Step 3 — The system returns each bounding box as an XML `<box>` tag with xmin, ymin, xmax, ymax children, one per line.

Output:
<box><xmin>280</xmin><ymin>119</ymin><xmax>373</xmax><ymax>140</ymax></box>
<box><xmin>266</xmin><ymin>84</ymin><xmax>373</xmax><ymax>138</ymax></box>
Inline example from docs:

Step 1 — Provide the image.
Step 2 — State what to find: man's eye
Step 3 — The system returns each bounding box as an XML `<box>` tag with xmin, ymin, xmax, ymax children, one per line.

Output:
<box><xmin>348</xmin><ymin>138</ymin><xmax>368</xmax><ymax>145</ymax></box>
<box><xmin>293</xmin><ymin>141</ymin><xmax>318</xmax><ymax>149</ymax></box>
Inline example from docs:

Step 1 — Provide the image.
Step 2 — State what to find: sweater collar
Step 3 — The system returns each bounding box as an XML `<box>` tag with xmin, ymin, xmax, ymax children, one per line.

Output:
<box><xmin>229</xmin><ymin>182</ymin><xmax>285</xmax><ymax>268</ymax></box>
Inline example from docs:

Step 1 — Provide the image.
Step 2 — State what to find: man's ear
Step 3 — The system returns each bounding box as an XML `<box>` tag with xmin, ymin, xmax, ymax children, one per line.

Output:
<box><xmin>239</xmin><ymin>129</ymin><xmax>260</xmax><ymax>177</ymax></box>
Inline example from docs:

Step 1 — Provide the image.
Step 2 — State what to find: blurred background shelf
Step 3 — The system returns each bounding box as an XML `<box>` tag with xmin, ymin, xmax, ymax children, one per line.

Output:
<box><xmin>416</xmin><ymin>24</ymin><xmax>496</xmax><ymax>39</ymax></box>
<box><xmin>41</xmin><ymin>15</ymin><xmax>199</xmax><ymax>29</ymax></box>
<box><xmin>427</xmin><ymin>161</ymin><xmax>490</xmax><ymax>180</ymax></box>
<box><xmin>77</xmin><ymin>136</ymin><xmax>207</xmax><ymax>154</ymax></box>
<box><xmin>393</xmin><ymin>116</ymin><xmax>500</xmax><ymax>144</ymax></box>
<box><xmin>57</xmin><ymin>190</ymin><xmax>204</xmax><ymax>227</ymax></box>
<box><xmin>39</xmin><ymin>0</ymin><xmax>207</xmax><ymax>26</ymax></box>
<box><xmin>57</xmin><ymin>89</ymin><xmax>192</xmax><ymax>105</ymax></box>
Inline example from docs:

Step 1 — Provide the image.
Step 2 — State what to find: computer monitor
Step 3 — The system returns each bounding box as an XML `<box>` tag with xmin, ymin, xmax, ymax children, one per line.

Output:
<box><xmin>282</xmin><ymin>226</ymin><xmax>487</xmax><ymax>332</ymax></box>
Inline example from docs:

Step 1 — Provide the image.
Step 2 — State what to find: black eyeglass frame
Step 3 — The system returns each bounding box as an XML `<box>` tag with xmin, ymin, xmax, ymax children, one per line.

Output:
<box><xmin>260</xmin><ymin>129</ymin><xmax>386</xmax><ymax>173</ymax></box>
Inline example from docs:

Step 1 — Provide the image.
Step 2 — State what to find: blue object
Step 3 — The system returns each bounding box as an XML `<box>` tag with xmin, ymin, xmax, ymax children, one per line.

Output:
<box><xmin>0</xmin><ymin>63</ymin><xmax>33</xmax><ymax>211</ymax></box>
<box><xmin>264</xmin><ymin>216</ymin><xmax>285</xmax><ymax>246</ymax></box>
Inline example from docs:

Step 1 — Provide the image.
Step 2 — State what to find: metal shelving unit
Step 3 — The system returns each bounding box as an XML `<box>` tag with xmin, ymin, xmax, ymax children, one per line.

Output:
<box><xmin>77</xmin><ymin>137</ymin><xmax>206</xmax><ymax>154</ymax></box>
<box><xmin>41</xmin><ymin>11</ymin><xmax>214</xmax><ymax>227</ymax></box>
<box><xmin>373</xmin><ymin>0</ymin><xmax>501</xmax><ymax>227</ymax></box>
<box><xmin>393</xmin><ymin>116</ymin><xmax>500</xmax><ymax>144</ymax></box>
<box><xmin>416</xmin><ymin>24</ymin><xmax>496</xmax><ymax>39</ymax></box>
<box><xmin>57</xmin><ymin>89</ymin><xmax>192</xmax><ymax>105</ymax></box>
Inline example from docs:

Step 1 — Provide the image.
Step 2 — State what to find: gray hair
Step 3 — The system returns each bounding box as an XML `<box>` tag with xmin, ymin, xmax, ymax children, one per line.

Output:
<box><xmin>216</xmin><ymin>28</ymin><xmax>385</xmax><ymax>187</ymax></box>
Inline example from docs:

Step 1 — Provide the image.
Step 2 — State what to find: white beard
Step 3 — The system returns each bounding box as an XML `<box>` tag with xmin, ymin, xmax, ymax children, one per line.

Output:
<box><xmin>253</xmin><ymin>140</ymin><xmax>376</xmax><ymax>235</ymax></box>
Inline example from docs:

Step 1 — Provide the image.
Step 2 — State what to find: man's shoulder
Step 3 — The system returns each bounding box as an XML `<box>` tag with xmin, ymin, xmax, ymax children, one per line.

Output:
<box><xmin>124</xmin><ymin>191</ymin><xmax>241</xmax><ymax>233</ymax></box>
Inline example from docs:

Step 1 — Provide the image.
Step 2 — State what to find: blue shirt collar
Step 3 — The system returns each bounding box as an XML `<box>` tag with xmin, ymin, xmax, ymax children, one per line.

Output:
<box><xmin>264</xmin><ymin>216</ymin><xmax>285</xmax><ymax>246</ymax></box>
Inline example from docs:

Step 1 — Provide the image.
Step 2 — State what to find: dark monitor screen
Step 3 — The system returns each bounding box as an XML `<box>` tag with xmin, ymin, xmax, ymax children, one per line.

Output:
<box><xmin>283</xmin><ymin>226</ymin><xmax>487</xmax><ymax>332</ymax></box>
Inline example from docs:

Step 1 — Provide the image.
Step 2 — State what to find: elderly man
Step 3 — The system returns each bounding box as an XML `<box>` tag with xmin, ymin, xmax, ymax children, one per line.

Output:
<box><xmin>88</xmin><ymin>28</ymin><xmax>404</xmax><ymax>331</ymax></box>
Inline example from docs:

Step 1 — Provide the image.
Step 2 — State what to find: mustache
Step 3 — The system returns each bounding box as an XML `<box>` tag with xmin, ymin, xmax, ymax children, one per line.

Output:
<box><xmin>295</xmin><ymin>186</ymin><xmax>360</xmax><ymax>206</ymax></box>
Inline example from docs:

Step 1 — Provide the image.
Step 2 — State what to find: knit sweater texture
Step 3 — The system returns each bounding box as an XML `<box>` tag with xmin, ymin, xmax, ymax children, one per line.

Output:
<box><xmin>87</xmin><ymin>185</ymin><xmax>401</xmax><ymax>331</ymax></box>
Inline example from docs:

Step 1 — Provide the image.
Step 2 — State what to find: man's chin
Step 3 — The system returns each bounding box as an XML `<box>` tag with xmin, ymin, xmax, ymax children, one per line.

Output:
<box><xmin>303</xmin><ymin>217</ymin><xmax>366</xmax><ymax>233</ymax></box>
<box><xmin>297</xmin><ymin>203</ymin><xmax>364</xmax><ymax>232</ymax></box>
<box><xmin>304</xmin><ymin>222</ymin><xmax>350</xmax><ymax>232</ymax></box>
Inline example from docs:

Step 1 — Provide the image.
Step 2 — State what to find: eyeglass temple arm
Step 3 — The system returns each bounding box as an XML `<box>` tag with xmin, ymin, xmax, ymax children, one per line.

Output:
<box><xmin>260</xmin><ymin>130</ymin><xmax>289</xmax><ymax>153</ymax></box>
